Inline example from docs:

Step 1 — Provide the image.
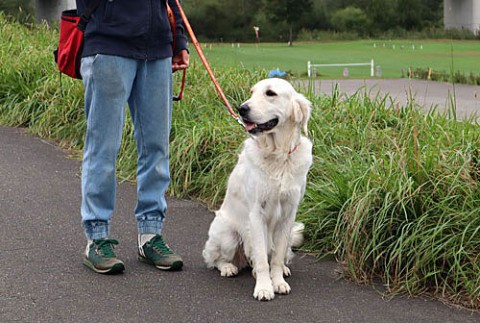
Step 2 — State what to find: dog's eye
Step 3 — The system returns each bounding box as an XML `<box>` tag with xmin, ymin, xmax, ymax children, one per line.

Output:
<box><xmin>265</xmin><ymin>90</ymin><xmax>277</xmax><ymax>97</ymax></box>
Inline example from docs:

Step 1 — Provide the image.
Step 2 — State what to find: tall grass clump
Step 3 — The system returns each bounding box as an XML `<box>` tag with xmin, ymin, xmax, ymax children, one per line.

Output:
<box><xmin>300</xmin><ymin>89</ymin><xmax>480</xmax><ymax>309</ymax></box>
<box><xmin>404</xmin><ymin>67</ymin><xmax>480</xmax><ymax>85</ymax></box>
<box><xmin>0</xmin><ymin>13</ymin><xmax>86</xmax><ymax>148</ymax></box>
<box><xmin>1</xmin><ymin>14</ymin><xmax>479</xmax><ymax>309</ymax></box>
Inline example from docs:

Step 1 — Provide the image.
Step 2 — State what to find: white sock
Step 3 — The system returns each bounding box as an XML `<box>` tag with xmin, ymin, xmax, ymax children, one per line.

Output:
<box><xmin>85</xmin><ymin>239</ymin><xmax>93</xmax><ymax>256</ymax></box>
<box><xmin>138</xmin><ymin>233</ymin><xmax>156</xmax><ymax>248</ymax></box>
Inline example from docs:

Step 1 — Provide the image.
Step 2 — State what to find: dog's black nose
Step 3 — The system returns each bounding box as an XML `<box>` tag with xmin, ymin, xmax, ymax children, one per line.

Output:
<box><xmin>238</xmin><ymin>104</ymin><xmax>250</xmax><ymax>117</ymax></box>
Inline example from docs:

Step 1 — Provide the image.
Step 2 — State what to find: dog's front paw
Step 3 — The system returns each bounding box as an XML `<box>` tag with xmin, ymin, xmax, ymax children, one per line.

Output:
<box><xmin>273</xmin><ymin>279</ymin><xmax>291</xmax><ymax>295</ymax></box>
<box><xmin>253</xmin><ymin>286</ymin><xmax>275</xmax><ymax>301</ymax></box>
<box><xmin>253</xmin><ymin>276</ymin><xmax>275</xmax><ymax>301</ymax></box>
<box><xmin>219</xmin><ymin>263</ymin><xmax>238</xmax><ymax>277</ymax></box>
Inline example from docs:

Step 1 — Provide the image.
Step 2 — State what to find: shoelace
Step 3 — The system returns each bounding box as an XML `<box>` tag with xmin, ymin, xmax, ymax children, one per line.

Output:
<box><xmin>149</xmin><ymin>235</ymin><xmax>174</xmax><ymax>255</ymax></box>
<box><xmin>94</xmin><ymin>239</ymin><xmax>119</xmax><ymax>258</ymax></box>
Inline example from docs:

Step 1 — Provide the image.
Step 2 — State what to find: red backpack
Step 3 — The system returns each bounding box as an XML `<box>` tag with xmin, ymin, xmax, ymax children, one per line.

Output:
<box><xmin>53</xmin><ymin>0</ymin><xmax>102</xmax><ymax>79</ymax></box>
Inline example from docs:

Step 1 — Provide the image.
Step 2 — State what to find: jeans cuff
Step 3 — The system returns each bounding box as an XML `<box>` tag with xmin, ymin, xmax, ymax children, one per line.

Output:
<box><xmin>137</xmin><ymin>213</ymin><xmax>164</xmax><ymax>234</ymax></box>
<box><xmin>83</xmin><ymin>220</ymin><xmax>110</xmax><ymax>240</ymax></box>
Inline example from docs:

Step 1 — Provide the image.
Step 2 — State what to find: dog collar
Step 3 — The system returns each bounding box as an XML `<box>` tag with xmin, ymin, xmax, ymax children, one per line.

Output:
<box><xmin>288</xmin><ymin>144</ymin><xmax>300</xmax><ymax>155</ymax></box>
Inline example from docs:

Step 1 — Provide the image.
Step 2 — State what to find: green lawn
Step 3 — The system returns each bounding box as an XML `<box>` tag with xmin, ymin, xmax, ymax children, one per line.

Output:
<box><xmin>195</xmin><ymin>40</ymin><xmax>480</xmax><ymax>79</ymax></box>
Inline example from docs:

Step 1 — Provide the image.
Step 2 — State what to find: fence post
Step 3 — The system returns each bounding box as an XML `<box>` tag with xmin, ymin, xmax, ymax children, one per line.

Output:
<box><xmin>307</xmin><ymin>61</ymin><xmax>311</xmax><ymax>78</ymax></box>
<box><xmin>370</xmin><ymin>59</ymin><xmax>374</xmax><ymax>77</ymax></box>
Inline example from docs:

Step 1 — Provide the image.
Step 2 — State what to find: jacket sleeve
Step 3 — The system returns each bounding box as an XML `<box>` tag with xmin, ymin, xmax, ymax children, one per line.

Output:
<box><xmin>76</xmin><ymin>0</ymin><xmax>86</xmax><ymax>15</ymax></box>
<box><xmin>167</xmin><ymin>0</ymin><xmax>189</xmax><ymax>54</ymax></box>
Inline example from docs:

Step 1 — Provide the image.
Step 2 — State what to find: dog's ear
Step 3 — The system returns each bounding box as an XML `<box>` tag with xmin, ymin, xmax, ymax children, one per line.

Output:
<box><xmin>292</xmin><ymin>93</ymin><xmax>312</xmax><ymax>135</ymax></box>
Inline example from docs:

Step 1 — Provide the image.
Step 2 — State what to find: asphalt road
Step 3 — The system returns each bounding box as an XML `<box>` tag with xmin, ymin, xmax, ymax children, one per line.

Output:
<box><xmin>308</xmin><ymin>78</ymin><xmax>480</xmax><ymax>120</ymax></box>
<box><xmin>1</xmin><ymin>80</ymin><xmax>480</xmax><ymax>322</ymax></box>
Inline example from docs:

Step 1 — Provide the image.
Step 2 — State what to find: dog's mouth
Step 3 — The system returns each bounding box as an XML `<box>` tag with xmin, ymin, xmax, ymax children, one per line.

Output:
<box><xmin>242</xmin><ymin>118</ymin><xmax>279</xmax><ymax>134</ymax></box>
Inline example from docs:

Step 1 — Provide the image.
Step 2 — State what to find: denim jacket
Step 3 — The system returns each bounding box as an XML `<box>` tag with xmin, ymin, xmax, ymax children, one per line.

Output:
<box><xmin>76</xmin><ymin>0</ymin><xmax>188</xmax><ymax>60</ymax></box>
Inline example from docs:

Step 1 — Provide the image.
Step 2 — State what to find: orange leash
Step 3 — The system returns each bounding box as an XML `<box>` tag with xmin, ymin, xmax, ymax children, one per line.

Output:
<box><xmin>173</xmin><ymin>0</ymin><xmax>245</xmax><ymax>127</ymax></box>
<box><xmin>167</xmin><ymin>4</ymin><xmax>186</xmax><ymax>101</ymax></box>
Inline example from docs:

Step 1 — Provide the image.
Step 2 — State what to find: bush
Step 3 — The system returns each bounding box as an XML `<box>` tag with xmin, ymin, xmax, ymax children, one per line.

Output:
<box><xmin>405</xmin><ymin>67</ymin><xmax>480</xmax><ymax>85</ymax></box>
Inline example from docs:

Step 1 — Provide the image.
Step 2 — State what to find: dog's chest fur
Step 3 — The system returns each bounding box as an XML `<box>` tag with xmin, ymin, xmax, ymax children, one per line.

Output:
<box><xmin>243</xmin><ymin>137</ymin><xmax>312</xmax><ymax>196</ymax></box>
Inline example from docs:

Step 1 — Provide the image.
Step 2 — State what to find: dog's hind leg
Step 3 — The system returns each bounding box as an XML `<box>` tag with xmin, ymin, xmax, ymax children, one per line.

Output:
<box><xmin>283</xmin><ymin>221</ymin><xmax>305</xmax><ymax>275</ymax></box>
<box><xmin>290</xmin><ymin>221</ymin><xmax>305</xmax><ymax>249</ymax></box>
<box><xmin>203</xmin><ymin>214</ymin><xmax>241</xmax><ymax>277</ymax></box>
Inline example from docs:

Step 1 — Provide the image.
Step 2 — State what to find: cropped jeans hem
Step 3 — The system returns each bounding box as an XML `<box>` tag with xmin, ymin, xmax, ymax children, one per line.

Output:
<box><xmin>83</xmin><ymin>220</ymin><xmax>110</xmax><ymax>240</ymax></box>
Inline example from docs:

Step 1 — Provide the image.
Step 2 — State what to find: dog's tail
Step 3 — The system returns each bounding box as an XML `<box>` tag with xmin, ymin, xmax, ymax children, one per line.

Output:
<box><xmin>290</xmin><ymin>222</ymin><xmax>305</xmax><ymax>248</ymax></box>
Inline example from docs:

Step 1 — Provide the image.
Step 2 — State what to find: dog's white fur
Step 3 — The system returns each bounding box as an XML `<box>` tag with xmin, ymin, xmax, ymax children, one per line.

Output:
<box><xmin>202</xmin><ymin>78</ymin><xmax>313</xmax><ymax>301</ymax></box>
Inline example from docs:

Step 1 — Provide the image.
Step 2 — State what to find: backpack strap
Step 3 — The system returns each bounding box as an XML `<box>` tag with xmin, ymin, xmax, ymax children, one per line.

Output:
<box><xmin>77</xmin><ymin>0</ymin><xmax>103</xmax><ymax>31</ymax></box>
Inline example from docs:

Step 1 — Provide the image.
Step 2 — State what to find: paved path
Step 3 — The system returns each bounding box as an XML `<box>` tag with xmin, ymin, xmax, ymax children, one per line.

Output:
<box><xmin>306</xmin><ymin>79</ymin><xmax>480</xmax><ymax>120</ymax></box>
<box><xmin>1</xmin><ymin>125</ymin><xmax>480</xmax><ymax>322</ymax></box>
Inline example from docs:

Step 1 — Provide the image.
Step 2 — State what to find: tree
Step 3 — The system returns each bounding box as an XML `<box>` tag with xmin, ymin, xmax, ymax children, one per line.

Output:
<box><xmin>367</xmin><ymin>0</ymin><xmax>396</xmax><ymax>34</ymax></box>
<box><xmin>302</xmin><ymin>0</ymin><xmax>330</xmax><ymax>31</ymax></box>
<box><xmin>161</xmin><ymin>0</ymin><xmax>446</xmax><ymax>41</ymax></box>
<box><xmin>420</xmin><ymin>0</ymin><xmax>443</xmax><ymax>28</ymax></box>
<box><xmin>396</xmin><ymin>0</ymin><xmax>423</xmax><ymax>30</ymax></box>
<box><xmin>330</xmin><ymin>6</ymin><xmax>368</xmax><ymax>35</ymax></box>
<box><xmin>263</xmin><ymin>0</ymin><xmax>313</xmax><ymax>45</ymax></box>
<box><xmin>184</xmin><ymin>0</ymin><xmax>258</xmax><ymax>42</ymax></box>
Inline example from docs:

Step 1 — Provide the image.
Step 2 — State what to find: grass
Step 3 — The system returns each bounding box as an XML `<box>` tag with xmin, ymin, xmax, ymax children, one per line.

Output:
<box><xmin>197</xmin><ymin>40</ymin><xmax>480</xmax><ymax>79</ymax></box>
<box><xmin>300</xmin><ymin>91</ymin><xmax>480</xmax><ymax>308</ymax></box>
<box><xmin>1</xmin><ymin>14</ymin><xmax>479</xmax><ymax>310</ymax></box>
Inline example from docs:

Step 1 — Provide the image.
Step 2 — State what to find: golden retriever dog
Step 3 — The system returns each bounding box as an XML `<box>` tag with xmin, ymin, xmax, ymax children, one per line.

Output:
<box><xmin>202</xmin><ymin>78</ymin><xmax>313</xmax><ymax>301</ymax></box>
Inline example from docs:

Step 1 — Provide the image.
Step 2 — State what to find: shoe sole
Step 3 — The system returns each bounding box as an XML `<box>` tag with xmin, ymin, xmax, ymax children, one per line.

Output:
<box><xmin>83</xmin><ymin>257</ymin><xmax>125</xmax><ymax>274</ymax></box>
<box><xmin>138</xmin><ymin>255</ymin><xmax>183</xmax><ymax>271</ymax></box>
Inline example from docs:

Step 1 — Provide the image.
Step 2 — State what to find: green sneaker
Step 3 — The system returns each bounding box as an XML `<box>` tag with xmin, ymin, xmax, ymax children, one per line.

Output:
<box><xmin>83</xmin><ymin>239</ymin><xmax>125</xmax><ymax>274</ymax></box>
<box><xmin>138</xmin><ymin>234</ymin><xmax>183</xmax><ymax>271</ymax></box>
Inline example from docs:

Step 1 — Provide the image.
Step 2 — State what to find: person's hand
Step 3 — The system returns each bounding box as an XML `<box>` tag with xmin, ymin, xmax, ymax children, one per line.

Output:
<box><xmin>172</xmin><ymin>49</ymin><xmax>189</xmax><ymax>72</ymax></box>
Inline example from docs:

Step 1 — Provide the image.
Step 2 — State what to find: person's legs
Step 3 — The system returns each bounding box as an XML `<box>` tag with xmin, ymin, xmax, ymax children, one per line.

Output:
<box><xmin>80</xmin><ymin>54</ymin><xmax>137</xmax><ymax>274</ymax></box>
<box><xmin>128</xmin><ymin>58</ymin><xmax>182</xmax><ymax>271</ymax></box>
<box><xmin>81</xmin><ymin>54</ymin><xmax>136</xmax><ymax>239</ymax></box>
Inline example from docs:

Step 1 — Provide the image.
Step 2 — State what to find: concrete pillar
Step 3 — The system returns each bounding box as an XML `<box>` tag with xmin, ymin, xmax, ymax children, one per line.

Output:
<box><xmin>444</xmin><ymin>0</ymin><xmax>480</xmax><ymax>35</ymax></box>
<box><xmin>35</xmin><ymin>0</ymin><xmax>76</xmax><ymax>24</ymax></box>
<box><xmin>473</xmin><ymin>0</ymin><xmax>480</xmax><ymax>35</ymax></box>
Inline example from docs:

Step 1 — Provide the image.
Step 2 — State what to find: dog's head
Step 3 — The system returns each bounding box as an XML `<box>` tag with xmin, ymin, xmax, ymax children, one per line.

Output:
<box><xmin>238</xmin><ymin>78</ymin><xmax>311</xmax><ymax>136</ymax></box>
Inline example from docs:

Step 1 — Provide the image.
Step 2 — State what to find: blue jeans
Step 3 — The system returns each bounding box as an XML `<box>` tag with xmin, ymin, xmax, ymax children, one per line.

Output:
<box><xmin>80</xmin><ymin>54</ymin><xmax>173</xmax><ymax>240</ymax></box>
